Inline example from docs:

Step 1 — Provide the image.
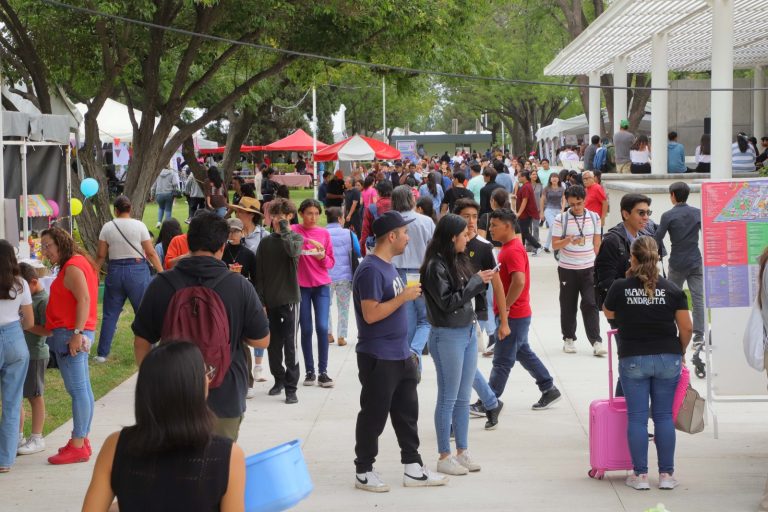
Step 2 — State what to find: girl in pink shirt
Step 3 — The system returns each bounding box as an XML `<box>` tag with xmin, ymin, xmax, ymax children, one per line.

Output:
<box><xmin>360</xmin><ymin>175</ymin><xmax>378</xmax><ymax>210</ymax></box>
<box><xmin>291</xmin><ymin>200</ymin><xmax>336</xmax><ymax>387</ymax></box>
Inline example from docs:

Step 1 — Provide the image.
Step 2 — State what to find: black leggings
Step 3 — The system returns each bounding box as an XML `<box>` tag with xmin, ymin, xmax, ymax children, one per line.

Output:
<box><xmin>518</xmin><ymin>217</ymin><xmax>541</xmax><ymax>250</ymax></box>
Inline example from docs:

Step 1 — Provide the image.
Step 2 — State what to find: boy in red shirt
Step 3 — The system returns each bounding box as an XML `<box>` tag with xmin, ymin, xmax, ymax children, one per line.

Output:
<box><xmin>472</xmin><ymin>209</ymin><xmax>561</xmax><ymax>429</ymax></box>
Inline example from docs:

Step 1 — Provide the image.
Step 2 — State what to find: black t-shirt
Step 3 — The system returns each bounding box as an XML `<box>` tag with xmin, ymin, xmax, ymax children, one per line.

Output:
<box><xmin>603</xmin><ymin>276</ymin><xmax>688</xmax><ymax>358</ymax></box>
<box><xmin>344</xmin><ymin>188</ymin><xmax>362</xmax><ymax>225</ymax></box>
<box><xmin>465</xmin><ymin>235</ymin><xmax>497</xmax><ymax>320</ymax></box>
<box><xmin>326</xmin><ymin>179</ymin><xmax>345</xmax><ymax>207</ymax></box>
<box><xmin>131</xmin><ymin>257</ymin><xmax>270</xmax><ymax>418</ymax></box>
<box><xmin>222</xmin><ymin>242</ymin><xmax>257</xmax><ymax>287</ymax></box>
<box><xmin>442</xmin><ymin>186</ymin><xmax>474</xmax><ymax>214</ymax></box>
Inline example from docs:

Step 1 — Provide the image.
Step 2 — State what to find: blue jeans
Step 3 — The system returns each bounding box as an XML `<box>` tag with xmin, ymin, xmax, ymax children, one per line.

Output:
<box><xmin>156</xmin><ymin>192</ymin><xmax>174</xmax><ymax>222</ymax></box>
<box><xmin>51</xmin><ymin>329</ymin><xmax>95</xmax><ymax>439</ymax></box>
<box><xmin>472</xmin><ymin>369</ymin><xmax>499</xmax><ymax>410</ymax></box>
<box><xmin>299</xmin><ymin>285</ymin><xmax>330</xmax><ymax>374</ymax></box>
<box><xmin>398</xmin><ymin>269</ymin><xmax>430</xmax><ymax>369</ymax></box>
<box><xmin>214</xmin><ymin>206</ymin><xmax>227</xmax><ymax>218</ymax></box>
<box><xmin>97</xmin><ymin>259</ymin><xmax>150</xmax><ymax>357</ymax></box>
<box><xmin>619</xmin><ymin>353</ymin><xmax>681</xmax><ymax>475</ymax></box>
<box><xmin>487</xmin><ymin>316</ymin><xmax>553</xmax><ymax>397</ymax></box>
<box><xmin>0</xmin><ymin>321</ymin><xmax>29</xmax><ymax>468</ymax></box>
<box><xmin>429</xmin><ymin>325</ymin><xmax>477</xmax><ymax>454</ymax></box>
<box><xmin>479</xmin><ymin>286</ymin><xmax>497</xmax><ymax>338</ymax></box>
<box><xmin>254</xmin><ymin>348</ymin><xmax>264</xmax><ymax>358</ymax></box>
<box><xmin>544</xmin><ymin>207</ymin><xmax>561</xmax><ymax>250</ymax></box>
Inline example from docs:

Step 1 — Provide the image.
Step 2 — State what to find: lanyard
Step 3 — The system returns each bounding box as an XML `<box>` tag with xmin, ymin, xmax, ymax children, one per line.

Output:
<box><xmin>570</xmin><ymin>210</ymin><xmax>586</xmax><ymax>238</ymax></box>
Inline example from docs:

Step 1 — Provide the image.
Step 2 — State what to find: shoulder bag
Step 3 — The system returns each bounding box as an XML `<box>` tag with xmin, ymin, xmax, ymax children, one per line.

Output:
<box><xmin>111</xmin><ymin>220</ymin><xmax>157</xmax><ymax>275</ymax></box>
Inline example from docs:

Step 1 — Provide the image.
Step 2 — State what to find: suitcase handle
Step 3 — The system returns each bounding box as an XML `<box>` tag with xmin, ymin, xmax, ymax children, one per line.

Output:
<box><xmin>608</xmin><ymin>329</ymin><xmax>617</xmax><ymax>404</ymax></box>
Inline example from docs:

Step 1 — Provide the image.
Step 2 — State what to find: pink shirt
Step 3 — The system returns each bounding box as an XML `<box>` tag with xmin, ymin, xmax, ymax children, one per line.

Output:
<box><xmin>291</xmin><ymin>224</ymin><xmax>335</xmax><ymax>287</ymax></box>
<box><xmin>361</xmin><ymin>187</ymin><xmax>378</xmax><ymax>209</ymax></box>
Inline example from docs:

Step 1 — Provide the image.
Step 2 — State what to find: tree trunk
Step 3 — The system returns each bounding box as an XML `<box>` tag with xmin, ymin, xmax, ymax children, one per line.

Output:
<box><xmin>221</xmin><ymin>107</ymin><xmax>256</xmax><ymax>185</ymax></box>
<box><xmin>627</xmin><ymin>74</ymin><xmax>651</xmax><ymax>132</ymax></box>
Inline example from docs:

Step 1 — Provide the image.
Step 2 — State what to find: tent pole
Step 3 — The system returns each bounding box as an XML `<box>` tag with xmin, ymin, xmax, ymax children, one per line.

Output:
<box><xmin>21</xmin><ymin>143</ymin><xmax>29</xmax><ymax>249</ymax></box>
<box><xmin>66</xmin><ymin>144</ymin><xmax>72</xmax><ymax>234</ymax></box>
<box><xmin>312</xmin><ymin>86</ymin><xmax>318</xmax><ymax>201</ymax></box>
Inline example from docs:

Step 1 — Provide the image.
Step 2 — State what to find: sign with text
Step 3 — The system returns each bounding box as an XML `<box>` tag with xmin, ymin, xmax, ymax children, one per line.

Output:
<box><xmin>396</xmin><ymin>140</ymin><xmax>418</xmax><ymax>163</ymax></box>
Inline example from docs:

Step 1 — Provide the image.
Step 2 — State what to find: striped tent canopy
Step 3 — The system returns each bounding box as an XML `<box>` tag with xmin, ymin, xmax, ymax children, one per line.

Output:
<box><xmin>20</xmin><ymin>194</ymin><xmax>54</xmax><ymax>217</ymax></box>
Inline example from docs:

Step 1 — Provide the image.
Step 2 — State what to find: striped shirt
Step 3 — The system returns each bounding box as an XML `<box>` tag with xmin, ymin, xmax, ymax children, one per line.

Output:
<box><xmin>551</xmin><ymin>210</ymin><xmax>600</xmax><ymax>270</ymax></box>
<box><xmin>731</xmin><ymin>142</ymin><xmax>756</xmax><ymax>172</ymax></box>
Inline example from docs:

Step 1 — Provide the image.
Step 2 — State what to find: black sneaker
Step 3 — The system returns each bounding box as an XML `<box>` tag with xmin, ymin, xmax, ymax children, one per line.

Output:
<box><xmin>484</xmin><ymin>400</ymin><xmax>503</xmax><ymax>430</ymax></box>
<box><xmin>285</xmin><ymin>392</ymin><xmax>298</xmax><ymax>404</ymax></box>
<box><xmin>303</xmin><ymin>372</ymin><xmax>316</xmax><ymax>386</ymax></box>
<box><xmin>532</xmin><ymin>387</ymin><xmax>562</xmax><ymax>411</ymax></box>
<box><xmin>268</xmin><ymin>383</ymin><xmax>284</xmax><ymax>396</ymax></box>
<box><xmin>692</xmin><ymin>335</ymin><xmax>705</xmax><ymax>350</ymax></box>
<box><xmin>318</xmin><ymin>372</ymin><xmax>334</xmax><ymax>388</ymax></box>
<box><xmin>469</xmin><ymin>399</ymin><xmax>486</xmax><ymax>418</ymax></box>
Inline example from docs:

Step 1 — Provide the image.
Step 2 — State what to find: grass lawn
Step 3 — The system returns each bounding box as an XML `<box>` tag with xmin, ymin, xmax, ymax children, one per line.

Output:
<box><xmin>20</xmin><ymin>187</ymin><xmax>317</xmax><ymax>437</ymax></box>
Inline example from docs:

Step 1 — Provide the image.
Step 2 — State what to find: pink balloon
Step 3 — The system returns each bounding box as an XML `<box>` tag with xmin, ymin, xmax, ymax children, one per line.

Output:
<box><xmin>48</xmin><ymin>199</ymin><xmax>60</xmax><ymax>218</ymax></box>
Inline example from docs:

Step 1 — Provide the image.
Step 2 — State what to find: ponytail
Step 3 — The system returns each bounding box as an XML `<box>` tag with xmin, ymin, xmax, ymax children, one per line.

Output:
<box><xmin>628</xmin><ymin>236</ymin><xmax>659</xmax><ymax>299</ymax></box>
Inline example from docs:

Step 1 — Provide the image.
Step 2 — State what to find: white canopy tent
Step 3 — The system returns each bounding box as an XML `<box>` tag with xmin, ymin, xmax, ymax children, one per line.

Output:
<box><xmin>544</xmin><ymin>0</ymin><xmax>768</xmax><ymax>178</ymax></box>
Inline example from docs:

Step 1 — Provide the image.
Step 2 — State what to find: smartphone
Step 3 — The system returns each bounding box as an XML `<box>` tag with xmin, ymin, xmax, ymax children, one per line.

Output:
<box><xmin>493</xmin><ymin>262</ymin><xmax>502</xmax><ymax>273</ymax></box>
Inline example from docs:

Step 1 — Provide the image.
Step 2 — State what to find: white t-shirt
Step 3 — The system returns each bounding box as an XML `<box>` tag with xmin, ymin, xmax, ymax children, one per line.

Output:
<box><xmin>99</xmin><ymin>218</ymin><xmax>152</xmax><ymax>260</ymax></box>
<box><xmin>552</xmin><ymin>209</ymin><xmax>600</xmax><ymax>270</ymax></box>
<box><xmin>630</xmin><ymin>149</ymin><xmax>651</xmax><ymax>164</ymax></box>
<box><xmin>0</xmin><ymin>278</ymin><xmax>32</xmax><ymax>325</ymax></box>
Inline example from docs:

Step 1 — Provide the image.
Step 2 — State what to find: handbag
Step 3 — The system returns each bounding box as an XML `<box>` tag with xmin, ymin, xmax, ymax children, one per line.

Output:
<box><xmin>674</xmin><ymin>381</ymin><xmax>706</xmax><ymax>434</ymax></box>
<box><xmin>672</xmin><ymin>366</ymin><xmax>691</xmax><ymax>422</ymax></box>
<box><xmin>349</xmin><ymin>230</ymin><xmax>361</xmax><ymax>274</ymax></box>
<box><xmin>742</xmin><ymin>299</ymin><xmax>767</xmax><ymax>371</ymax></box>
<box><xmin>111</xmin><ymin>220</ymin><xmax>157</xmax><ymax>276</ymax></box>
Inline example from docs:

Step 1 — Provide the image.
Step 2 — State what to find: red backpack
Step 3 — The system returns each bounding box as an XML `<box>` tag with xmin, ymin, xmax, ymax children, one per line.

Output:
<box><xmin>159</xmin><ymin>271</ymin><xmax>234</xmax><ymax>388</ymax></box>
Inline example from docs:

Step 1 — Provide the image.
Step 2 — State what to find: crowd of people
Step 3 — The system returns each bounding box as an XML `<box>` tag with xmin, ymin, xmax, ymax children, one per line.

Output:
<box><xmin>2</xmin><ymin>141</ymin><xmax>752</xmax><ymax>507</ymax></box>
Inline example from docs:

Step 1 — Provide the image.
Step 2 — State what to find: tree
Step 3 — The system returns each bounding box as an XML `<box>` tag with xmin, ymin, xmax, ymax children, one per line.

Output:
<box><xmin>1</xmin><ymin>0</ymin><xmax>471</xmax><ymax>252</ymax></box>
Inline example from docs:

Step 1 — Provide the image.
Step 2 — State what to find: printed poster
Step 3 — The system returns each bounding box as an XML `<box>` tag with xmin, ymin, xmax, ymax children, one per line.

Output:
<box><xmin>396</xmin><ymin>140</ymin><xmax>418</xmax><ymax>163</ymax></box>
<box><xmin>702</xmin><ymin>180</ymin><xmax>768</xmax><ymax>308</ymax></box>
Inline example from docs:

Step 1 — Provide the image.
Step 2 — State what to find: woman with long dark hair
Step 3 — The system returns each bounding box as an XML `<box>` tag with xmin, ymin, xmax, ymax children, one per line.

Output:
<box><xmin>540</xmin><ymin>173</ymin><xmax>565</xmax><ymax>252</ymax></box>
<box><xmin>206</xmin><ymin>166</ymin><xmax>228</xmax><ymax>217</ymax></box>
<box><xmin>630</xmin><ymin>135</ymin><xmax>652</xmax><ymax>174</ymax></box>
<box><xmin>155</xmin><ymin>218</ymin><xmax>182</xmax><ymax>269</ymax></box>
<box><xmin>82</xmin><ymin>342</ymin><xmax>245</xmax><ymax>511</ymax></box>
<box><xmin>418</xmin><ymin>172</ymin><xmax>444</xmax><ymax>214</ymax></box>
<box><xmin>41</xmin><ymin>227</ymin><xmax>99</xmax><ymax>465</ymax></box>
<box><xmin>420</xmin><ymin>215</ymin><xmax>494</xmax><ymax>476</ymax></box>
<box><xmin>0</xmin><ymin>240</ymin><xmax>33</xmax><ymax>473</ymax></box>
<box><xmin>603</xmin><ymin>236</ymin><xmax>691</xmax><ymax>491</ymax></box>
<box><xmin>694</xmin><ymin>134</ymin><xmax>711</xmax><ymax>173</ymax></box>
<box><xmin>732</xmin><ymin>132</ymin><xmax>757</xmax><ymax>172</ymax></box>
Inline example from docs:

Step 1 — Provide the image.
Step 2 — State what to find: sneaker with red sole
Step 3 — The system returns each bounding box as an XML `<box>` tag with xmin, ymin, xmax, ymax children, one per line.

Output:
<box><xmin>49</xmin><ymin>440</ymin><xmax>90</xmax><ymax>465</ymax></box>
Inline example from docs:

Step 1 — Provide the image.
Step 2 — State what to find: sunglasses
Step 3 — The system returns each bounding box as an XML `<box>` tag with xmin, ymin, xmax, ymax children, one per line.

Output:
<box><xmin>635</xmin><ymin>209</ymin><xmax>652</xmax><ymax>217</ymax></box>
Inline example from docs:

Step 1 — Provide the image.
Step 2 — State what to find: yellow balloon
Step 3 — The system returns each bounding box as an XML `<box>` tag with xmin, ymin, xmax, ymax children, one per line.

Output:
<box><xmin>70</xmin><ymin>198</ymin><xmax>83</xmax><ymax>216</ymax></box>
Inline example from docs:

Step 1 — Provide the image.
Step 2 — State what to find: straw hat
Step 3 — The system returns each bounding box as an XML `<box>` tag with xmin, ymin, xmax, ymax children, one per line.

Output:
<box><xmin>231</xmin><ymin>196</ymin><xmax>262</xmax><ymax>216</ymax></box>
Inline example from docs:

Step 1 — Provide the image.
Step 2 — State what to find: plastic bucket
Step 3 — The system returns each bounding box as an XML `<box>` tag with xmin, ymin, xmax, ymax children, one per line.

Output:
<box><xmin>244</xmin><ymin>439</ymin><xmax>313</xmax><ymax>512</ymax></box>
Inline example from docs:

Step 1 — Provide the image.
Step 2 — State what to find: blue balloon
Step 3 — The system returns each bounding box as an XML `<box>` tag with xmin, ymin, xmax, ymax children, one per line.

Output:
<box><xmin>80</xmin><ymin>178</ymin><xmax>99</xmax><ymax>198</ymax></box>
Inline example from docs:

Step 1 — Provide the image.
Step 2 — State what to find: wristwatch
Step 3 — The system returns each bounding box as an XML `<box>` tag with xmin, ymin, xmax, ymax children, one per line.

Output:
<box><xmin>73</xmin><ymin>329</ymin><xmax>82</xmax><ymax>335</ymax></box>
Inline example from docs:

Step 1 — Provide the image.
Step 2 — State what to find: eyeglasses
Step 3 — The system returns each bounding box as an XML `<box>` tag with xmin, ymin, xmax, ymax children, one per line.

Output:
<box><xmin>41</xmin><ymin>242</ymin><xmax>54</xmax><ymax>250</ymax></box>
<box><xmin>635</xmin><ymin>209</ymin><xmax>652</xmax><ymax>217</ymax></box>
<box><xmin>205</xmin><ymin>365</ymin><xmax>217</xmax><ymax>381</ymax></box>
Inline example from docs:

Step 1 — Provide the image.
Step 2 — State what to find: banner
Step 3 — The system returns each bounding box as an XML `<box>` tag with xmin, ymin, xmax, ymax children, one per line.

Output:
<box><xmin>396</xmin><ymin>140</ymin><xmax>418</xmax><ymax>163</ymax></box>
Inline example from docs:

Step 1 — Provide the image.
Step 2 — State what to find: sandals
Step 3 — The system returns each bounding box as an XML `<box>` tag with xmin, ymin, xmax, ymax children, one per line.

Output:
<box><xmin>0</xmin><ymin>467</ymin><xmax>10</xmax><ymax>473</ymax></box>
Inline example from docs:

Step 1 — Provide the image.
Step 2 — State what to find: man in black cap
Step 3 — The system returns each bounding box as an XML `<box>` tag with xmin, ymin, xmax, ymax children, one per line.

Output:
<box><xmin>352</xmin><ymin>211</ymin><xmax>447</xmax><ymax>492</ymax></box>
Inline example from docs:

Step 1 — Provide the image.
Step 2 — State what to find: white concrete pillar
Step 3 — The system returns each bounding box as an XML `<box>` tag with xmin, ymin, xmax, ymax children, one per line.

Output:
<box><xmin>613</xmin><ymin>56</ymin><xmax>629</xmax><ymax>137</ymax></box>
<box><xmin>711</xmin><ymin>0</ymin><xmax>734</xmax><ymax>179</ymax></box>
<box><xmin>589</xmin><ymin>71</ymin><xmax>602</xmax><ymax>140</ymax></box>
<box><xmin>651</xmin><ymin>32</ymin><xmax>669</xmax><ymax>175</ymax></box>
<box><xmin>755</xmin><ymin>66</ymin><xmax>765</xmax><ymax>138</ymax></box>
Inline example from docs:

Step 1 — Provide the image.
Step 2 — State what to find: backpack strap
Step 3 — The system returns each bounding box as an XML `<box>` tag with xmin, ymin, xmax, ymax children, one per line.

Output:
<box><xmin>559</xmin><ymin>210</ymin><xmax>570</xmax><ymax>239</ymax></box>
<box><xmin>159</xmin><ymin>267</ymin><xmax>234</xmax><ymax>293</ymax></box>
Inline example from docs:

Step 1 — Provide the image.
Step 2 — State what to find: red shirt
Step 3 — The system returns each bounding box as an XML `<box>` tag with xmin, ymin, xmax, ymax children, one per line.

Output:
<box><xmin>493</xmin><ymin>238</ymin><xmax>531</xmax><ymax>319</ymax></box>
<box><xmin>584</xmin><ymin>183</ymin><xmax>607</xmax><ymax>218</ymax></box>
<box><xmin>517</xmin><ymin>182</ymin><xmax>538</xmax><ymax>220</ymax></box>
<box><xmin>165</xmin><ymin>234</ymin><xmax>189</xmax><ymax>269</ymax></box>
<box><xmin>46</xmin><ymin>254</ymin><xmax>99</xmax><ymax>331</ymax></box>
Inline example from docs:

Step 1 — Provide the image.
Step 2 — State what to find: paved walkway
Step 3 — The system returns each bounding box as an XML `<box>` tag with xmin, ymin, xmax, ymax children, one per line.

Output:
<box><xmin>3</xmin><ymin>254</ymin><xmax>768</xmax><ymax>511</ymax></box>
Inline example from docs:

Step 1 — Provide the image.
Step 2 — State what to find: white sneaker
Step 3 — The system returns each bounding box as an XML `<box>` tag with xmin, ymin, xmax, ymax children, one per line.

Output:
<box><xmin>563</xmin><ymin>338</ymin><xmax>577</xmax><ymax>353</ymax></box>
<box><xmin>93</xmin><ymin>356</ymin><xmax>107</xmax><ymax>364</ymax></box>
<box><xmin>436</xmin><ymin>456</ymin><xmax>469</xmax><ymax>476</ymax></box>
<box><xmin>155</xmin><ymin>222</ymin><xmax>162</xmax><ymax>229</ymax></box>
<box><xmin>355</xmin><ymin>469</ymin><xmax>390</xmax><ymax>493</ymax></box>
<box><xmin>17</xmin><ymin>435</ymin><xmax>26</xmax><ymax>450</ymax></box>
<box><xmin>482</xmin><ymin>345</ymin><xmax>494</xmax><ymax>357</ymax></box>
<box><xmin>455</xmin><ymin>451</ymin><xmax>481</xmax><ymax>472</ymax></box>
<box><xmin>17</xmin><ymin>436</ymin><xmax>45</xmax><ymax>455</ymax></box>
<box><xmin>246</xmin><ymin>387</ymin><xmax>257</xmax><ymax>399</ymax></box>
<box><xmin>659</xmin><ymin>472</ymin><xmax>678</xmax><ymax>490</ymax></box>
<box><xmin>253</xmin><ymin>365</ymin><xmax>267</xmax><ymax>382</ymax></box>
<box><xmin>403</xmin><ymin>463</ymin><xmax>449</xmax><ymax>487</ymax></box>
<box><xmin>592</xmin><ymin>342</ymin><xmax>607</xmax><ymax>357</ymax></box>
<box><xmin>625</xmin><ymin>473</ymin><xmax>650</xmax><ymax>490</ymax></box>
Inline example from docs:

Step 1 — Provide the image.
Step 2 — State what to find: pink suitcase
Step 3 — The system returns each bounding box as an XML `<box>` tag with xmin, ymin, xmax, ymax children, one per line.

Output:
<box><xmin>588</xmin><ymin>329</ymin><xmax>633</xmax><ymax>479</ymax></box>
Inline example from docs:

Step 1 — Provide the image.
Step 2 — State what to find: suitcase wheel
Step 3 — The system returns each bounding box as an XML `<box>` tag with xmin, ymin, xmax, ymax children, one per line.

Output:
<box><xmin>588</xmin><ymin>469</ymin><xmax>604</xmax><ymax>480</ymax></box>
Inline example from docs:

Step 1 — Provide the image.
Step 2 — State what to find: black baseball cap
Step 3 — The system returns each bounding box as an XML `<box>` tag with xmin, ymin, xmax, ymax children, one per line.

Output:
<box><xmin>372</xmin><ymin>210</ymin><xmax>414</xmax><ymax>238</ymax></box>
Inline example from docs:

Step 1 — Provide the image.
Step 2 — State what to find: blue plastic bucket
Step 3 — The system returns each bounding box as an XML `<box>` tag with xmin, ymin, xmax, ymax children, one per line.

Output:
<box><xmin>244</xmin><ymin>439</ymin><xmax>313</xmax><ymax>512</ymax></box>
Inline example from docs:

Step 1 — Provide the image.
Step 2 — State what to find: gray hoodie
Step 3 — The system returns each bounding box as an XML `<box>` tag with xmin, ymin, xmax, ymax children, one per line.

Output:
<box><xmin>151</xmin><ymin>168</ymin><xmax>180</xmax><ymax>195</ymax></box>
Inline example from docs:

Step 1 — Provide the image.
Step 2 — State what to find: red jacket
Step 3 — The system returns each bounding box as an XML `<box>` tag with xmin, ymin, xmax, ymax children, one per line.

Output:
<box><xmin>360</xmin><ymin>197</ymin><xmax>392</xmax><ymax>255</ymax></box>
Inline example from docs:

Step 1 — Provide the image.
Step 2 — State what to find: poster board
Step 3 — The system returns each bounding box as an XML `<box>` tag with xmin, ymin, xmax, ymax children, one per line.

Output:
<box><xmin>395</xmin><ymin>140</ymin><xmax>418</xmax><ymax>163</ymax></box>
<box><xmin>701</xmin><ymin>179</ymin><xmax>768</xmax><ymax>398</ymax></box>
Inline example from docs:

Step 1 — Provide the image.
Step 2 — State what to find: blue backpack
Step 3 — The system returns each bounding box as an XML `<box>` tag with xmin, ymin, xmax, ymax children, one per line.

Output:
<box><xmin>365</xmin><ymin>203</ymin><xmax>381</xmax><ymax>252</ymax></box>
<box><xmin>593</xmin><ymin>147</ymin><xmax>607</xmax><ymax>172</ymax></box>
